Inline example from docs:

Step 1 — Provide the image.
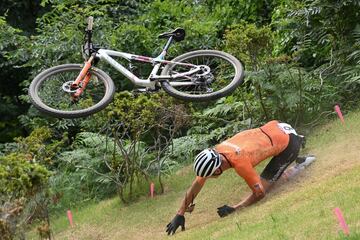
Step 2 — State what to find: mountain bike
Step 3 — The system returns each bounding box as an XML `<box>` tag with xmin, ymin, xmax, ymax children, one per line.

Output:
<box><xmin>29</xmin><ymin>17</ymin><xmax>245</xmax><ymax>118</ymax></box>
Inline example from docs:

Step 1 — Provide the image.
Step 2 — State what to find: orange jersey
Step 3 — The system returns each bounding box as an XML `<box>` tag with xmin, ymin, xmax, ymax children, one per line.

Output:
<box><xmin>196</xmin><ymin>120</ymin><xmax>290</xmax><ymax>195</ymax></box>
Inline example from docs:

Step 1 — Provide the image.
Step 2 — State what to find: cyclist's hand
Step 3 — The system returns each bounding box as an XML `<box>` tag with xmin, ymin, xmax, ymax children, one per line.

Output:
<box><xmin>166</xmin><ymin>214</ymin><xmax>185</xmax><ymax>235</ymax></box>
<box><xmin>185</xmin><ymin>203</ymin><xmax>195</xmax><ymax>213</ymax></box>
<box><xmin>217</xmin><ymin>205</ymin><xmax>235</xmax><ymax>218</ymax></box>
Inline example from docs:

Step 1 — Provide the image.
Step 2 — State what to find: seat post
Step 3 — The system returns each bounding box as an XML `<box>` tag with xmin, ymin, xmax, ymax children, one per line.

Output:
<box><xmin>157</xmin><ymin>36</ymin><xmax>174</xmax><ymax>60</ymax></box>
<box><xmin>163</xmin><ymin>36</ymin><xmax>174</xmax><ymax>52</ymax></box>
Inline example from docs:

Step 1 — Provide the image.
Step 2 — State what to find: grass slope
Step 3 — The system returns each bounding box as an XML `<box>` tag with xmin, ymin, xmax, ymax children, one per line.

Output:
<box><xmin>34</xmin><ymin>112</ymin><xmax>360</xmax><ymax>239</ymax></box>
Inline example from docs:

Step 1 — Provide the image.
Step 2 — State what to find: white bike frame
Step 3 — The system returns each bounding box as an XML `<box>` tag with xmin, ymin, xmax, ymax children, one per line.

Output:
<box><xmin>95</xmin><ymin>48</ymin><xmax>207</xmax><ymax>90</ymax></box>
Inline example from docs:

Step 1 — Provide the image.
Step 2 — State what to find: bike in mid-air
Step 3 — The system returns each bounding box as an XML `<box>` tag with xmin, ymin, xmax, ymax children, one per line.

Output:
<box><xmin>29</xmin><ymin>17</ymin><xmax>245</xmax><ymax>118</ymax></box>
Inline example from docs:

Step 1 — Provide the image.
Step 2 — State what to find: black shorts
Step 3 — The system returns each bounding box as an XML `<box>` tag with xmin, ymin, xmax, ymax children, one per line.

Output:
<box><xmin>260</xmin><ymin>133</ymin><xmax>303</xmax><ymax>182</ymax></box>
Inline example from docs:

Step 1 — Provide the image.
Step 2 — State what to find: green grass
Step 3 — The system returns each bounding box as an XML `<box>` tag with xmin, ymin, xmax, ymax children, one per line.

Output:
<box><xmin>28</xmin><ymin>111</ymin><xmax>360</xmax><ymax>239</ymax></box>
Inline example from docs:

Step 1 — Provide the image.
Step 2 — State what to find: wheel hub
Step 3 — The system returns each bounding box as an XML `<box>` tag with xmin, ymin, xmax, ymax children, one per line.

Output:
<box><xmin>62</xmin><ymin>81</ymin><xmax>78</xmax><ymax>93</ymax></box>
<box><xmin>193</xmin><ymin>65</ymin><xmax>214</xmax><ymax>84</ymax></box>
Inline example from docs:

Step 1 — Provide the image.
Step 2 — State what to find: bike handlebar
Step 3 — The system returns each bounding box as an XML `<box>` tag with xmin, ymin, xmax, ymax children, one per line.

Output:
<box><xmin>87</xmin><ymin>16</ymin><xmax>94</xmax><ymax>31</ymax></box>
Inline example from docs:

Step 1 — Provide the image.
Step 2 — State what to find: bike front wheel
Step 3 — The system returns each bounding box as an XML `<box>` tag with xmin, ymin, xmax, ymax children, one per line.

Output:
<box><xmin>29</xmin><ymin>64</ymin><xmax>115</xmax><ymax>118</ymax></box>
<box><xmin>161</xmin><ymin>50</ymin><xmax>244</xmax><ymax>101</ymax></box>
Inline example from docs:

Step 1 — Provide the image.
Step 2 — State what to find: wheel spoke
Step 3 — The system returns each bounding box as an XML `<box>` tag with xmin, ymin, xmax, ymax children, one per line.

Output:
<box><xmin>166</xmin><ymin>54</ymin><xmax>237</xmax><ymax>95</ymax></box>
<box><xmin>37</xmin><ymin>69</ymin><xmax>106</xmax><ymax>112</ymax></box>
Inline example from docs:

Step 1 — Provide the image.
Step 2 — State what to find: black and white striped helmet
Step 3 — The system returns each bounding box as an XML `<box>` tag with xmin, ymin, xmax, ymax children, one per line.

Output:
<box><xmin>194</xmin><ymin>149</ymin><xmax>221</xmax><ymax>177</ymax></box>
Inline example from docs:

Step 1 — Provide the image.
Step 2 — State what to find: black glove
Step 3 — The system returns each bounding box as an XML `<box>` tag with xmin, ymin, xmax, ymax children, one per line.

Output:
<box><xmin>166</xmin><ymin>214</ymin><xmax>185</xmax><ymax>235</ymax></box>
<box><xmin>217</xmin><ymin>205</ymin><xmax>235</xmax><ymax>218</ymax></box>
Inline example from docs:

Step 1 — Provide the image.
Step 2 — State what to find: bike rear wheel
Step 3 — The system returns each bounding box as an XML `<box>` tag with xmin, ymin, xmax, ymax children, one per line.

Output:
<box><xmin>29</xmin><ymin>64</ymin><xmax>115</xmax><ymax>118</ymax></box>
<box><xmin>161</xmin><ymin>50</ymin><xmax>244</xmax><ymax>101</ymax></box>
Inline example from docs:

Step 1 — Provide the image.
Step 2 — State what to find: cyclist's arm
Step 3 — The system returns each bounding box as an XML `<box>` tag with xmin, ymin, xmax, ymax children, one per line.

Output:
<box><xmin>232</xmin><ymin>178</ymin><xmax>271</xmax><ymax>210</ymax></box>
<box><xmin>232</xmin><ymin>162</ymin><xmax>268</xmax><ymax>210</ymax></box>
<box><xmin>177</xmin><ymin>176</ymin><xmax>206</xmax><ymax>215</ymax></box>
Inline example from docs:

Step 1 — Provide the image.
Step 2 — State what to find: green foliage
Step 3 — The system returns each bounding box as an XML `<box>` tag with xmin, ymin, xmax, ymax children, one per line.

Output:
<box><xmin>15</xmin><ymin>127</ymin><xmax>65</xmax><ymax>168</ymax></box>
<box><xmin>247</xmin><ymin>62</ymin><xmax>338</xmax><ymax>124</ymax></box>
<box><xmin>341</xmin><ymin>25</ymin><xmax>360</xmax><ymax>105</ymax></box>
<box><xmin>106</xmin><ymin>92</ymin><xmax>191</xmax><ymax>197</ymax></box>
<box><xmin>47</xmin><ymin>92</ymin><xmax>190</xmax><ymax>205</ymax></box>
<box><xmin>50</xmin><ymin>132</ymin><xmax>116</xmax><ymax>210</ymax></box>
<box><xmin>0</xmin><ymin>126</ymin><xmax>58</xmax><ymax>202</ymax></box>
<box><xmin>190</xmin><ymin>98</ymin><xmax>250</xmax><ymax>135</ymax></box>
<box><xmin>111</xmin><ymin>22</ymin><xmax>156</xmax><ymax>56</ymax></box>
<box><xmin>223</xmin><ymin>20</ymin><xmax>341</xmax><ymax>125</ymax></box>
<box><xmin>139</xmin><ymin>0</ymin><xmax>222</xmax><ymax>53</ymax></box>
<box><xmin>107</xmin><ymin>91</ymin><xmax>189</xmax><ymax>136</ymax></box>
<box><xmin>0</xmin><ymin>0</ymin><xmax>44</xmax><ymax>33</ymax></box>
<box><xmin>203</xmin><ymin>0</ymin><xmax>279</xmax><ymax>25</ymax></box>
<box><xmin>163</xmin><ymin>134</ymin><xmax>209</xmax><ymax>166</ymax></box>
<box><xmin>225</xmin><ymin>22</ymin><xmax>273</xmax><ymax>69</ymax></box>
<box><xmin>0</xmin><ymin>17</ymin><xmax>30</xmax><ymax>142</ymax></box>
<box><xmin>107</xmin><ymin>92</ymin><xmax>160</xmax><ymax>135</ymax></box>
<box><xmin>0</xmin><ymin>153</ymin><xmax>50</xmax><ymax>199</ymax></box>
<box><xmin>0</xmin><ymin>131</ymin><xmax>52</xmax><ymax>239</ymax></box>
<box><xmin>272</xmin><ymin>0</ymin><xmax>360</xmax><ymax>68</ymax></box>
<box><xmin>0</xmin><ymin>17</ymin><xmax>28</xmax><ymax>67</ymax></box>
<box><xmin>271</xmin><ymin>0</ymin><xmax>360</xmax><ymax>109</ymax></box>
<box><xmin>167</xmin><ymin>97</ymin><xmax>252</xmax><ymax>166</ymax></box>
<box><xmin>51</xmin><ymin>132</ymin><xmax>150</xmax><ymax>205</ymax></box>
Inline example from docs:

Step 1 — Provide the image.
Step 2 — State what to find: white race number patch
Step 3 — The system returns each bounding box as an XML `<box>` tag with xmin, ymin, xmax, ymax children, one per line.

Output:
<box><xmin>278</xmin><ymin>123</ymin><xmax>298</xmax><ymax>135</ymax></box>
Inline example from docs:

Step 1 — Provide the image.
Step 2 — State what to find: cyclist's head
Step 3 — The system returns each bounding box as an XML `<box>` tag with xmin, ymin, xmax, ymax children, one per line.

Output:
<box><xmin>193</xmin><ymin>149</ymin><xmax>221</xmax><ymax>177</ymax></box>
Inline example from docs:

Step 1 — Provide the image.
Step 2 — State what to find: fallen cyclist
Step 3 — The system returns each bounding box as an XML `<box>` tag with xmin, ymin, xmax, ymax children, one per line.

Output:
<box><xmin>166</xmin><ymin>120</ymin><xmax>316</xmax><ymax>235</ymax></box>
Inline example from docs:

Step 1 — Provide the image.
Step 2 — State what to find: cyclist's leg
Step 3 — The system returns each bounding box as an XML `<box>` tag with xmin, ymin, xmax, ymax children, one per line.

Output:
<box><xmin>260</xmin><ymin>133</ymin><xmax>303</xmax><ymax>185</ymax></box>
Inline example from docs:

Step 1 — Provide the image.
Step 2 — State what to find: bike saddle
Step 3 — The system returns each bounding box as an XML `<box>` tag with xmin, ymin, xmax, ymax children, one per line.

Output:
<box><xmin>158</xmin><ymin>28</ymin><xmax>185</xmax><ymax>42</ymax></box>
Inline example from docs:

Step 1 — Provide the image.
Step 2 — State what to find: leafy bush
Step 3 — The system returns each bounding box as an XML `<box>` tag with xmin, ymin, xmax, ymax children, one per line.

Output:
<box><xmin>225</xmin><ymin>21</ymin><xmax>273</xmax><ymax>68</ymax></box>
<box><xmin>47</xmin><ymin>92</ymin><xmax>191</xmax><ymax>205</ymax></box>
<box><xmin>0</xmin><ymin>126</ymin><xmax>66</xmax><ymax>238</ymax></box>
<box><xmin>223</xmin><ymin>21</ymin><xmax>339</xmax><ymax>126</ymax></box>
<box><xmin>50</xmin><ymin>132</ymin><xmax>116</xmax><ymax>210</ymax></box>
<box><xmin>0</xmin><ymin>153</ymin><xmax>50</xmax><ymax>199</ymax></box>
<box><xmin>272</xmin><ymin>0</ymin><xmax>360</xmax><ymax>106</ymax></box>
<box><xmin>0</xmin><ymin>154</ymin><xmax>50</xmax><ymax>239</ymax></box>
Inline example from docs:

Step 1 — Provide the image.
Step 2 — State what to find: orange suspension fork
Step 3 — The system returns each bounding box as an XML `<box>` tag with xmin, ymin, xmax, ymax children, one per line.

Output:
<box><xmin>72</xmin><ymin>56</ymin><xmax>94</xmax><ymax>98</ymax></box>
<box><xmin>73</xmin><ymin>73</ymin><xmax>92</xmax><ymax>98</ymax></box>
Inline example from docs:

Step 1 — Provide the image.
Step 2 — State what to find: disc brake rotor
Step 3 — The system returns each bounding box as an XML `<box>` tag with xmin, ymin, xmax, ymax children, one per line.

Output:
<box><xmin>62</xmin><ymin>81</ymin><xmax>78</xmax><ymax>93</ymax></box>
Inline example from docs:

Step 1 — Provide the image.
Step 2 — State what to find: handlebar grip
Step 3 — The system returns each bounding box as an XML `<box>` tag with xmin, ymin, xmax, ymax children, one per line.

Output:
<box><xmin>87</xmin><ymin>16</ymin><xmax>94</xmax><ymax>31</ymax></box>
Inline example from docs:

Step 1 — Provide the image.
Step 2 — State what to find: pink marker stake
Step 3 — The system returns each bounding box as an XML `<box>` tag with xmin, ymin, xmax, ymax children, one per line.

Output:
<box><xmin>334</xmin><ymin>105</ymin><xmax>345</xmax><ymax>124</ymax></box>
<box><xmin>150</xmin><ymin>182</ymin><xmax>155</xmax><ymax>198</ymax></box>
<box><xmin>333</xmin><ymin>208</ymin><xmax>350</xmax><ymax>236</ymax></box>
<box><xmin>67</xmin><ymin>210</ymin><xmax>74</xmax><ymax>227</ymax></box>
